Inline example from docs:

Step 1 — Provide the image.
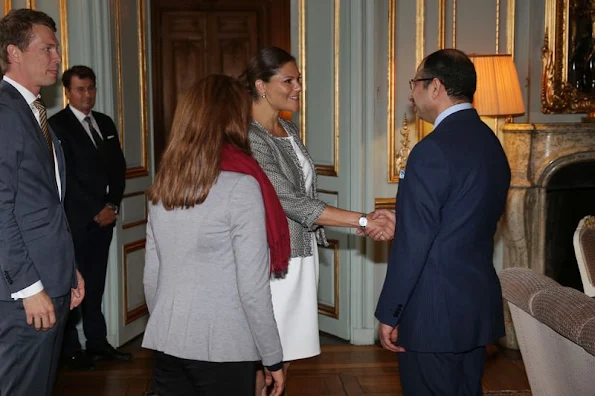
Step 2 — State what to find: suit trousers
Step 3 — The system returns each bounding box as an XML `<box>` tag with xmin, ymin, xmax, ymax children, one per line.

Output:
<box><xmin>63</xmin><ymin>225</ymin><xmax>113</xmax><ymax>355</ymax></box>
<box><xmin>153</xmin><ymin>351</ymin><xmax>256</xmax><ymax>395</ymax></box>
<box><xmin>0</xmin><ymin>294</ymin><xmax>70</xmax><ymax>396</ymax></box>
<box><xmin>398</xmin><ymin>346</ymin><xmax>486</xmax><ymax>396</ymax></box>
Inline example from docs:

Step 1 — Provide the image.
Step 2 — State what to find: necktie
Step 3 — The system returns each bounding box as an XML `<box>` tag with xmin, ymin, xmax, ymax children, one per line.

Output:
<box><xmin>32</xmin><ymin>99</ymin><xmax>55</xmax><ymax>168</ymax></box>
<box><xmin>84</xmin><ymin>116</ymin><xmax>103</xmax><ymax>148</ymax></box>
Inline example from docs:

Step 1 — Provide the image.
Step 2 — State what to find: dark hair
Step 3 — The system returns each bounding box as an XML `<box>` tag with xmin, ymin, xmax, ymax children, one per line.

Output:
<box><xmin>62</xmin><ymin>65</ymin><xmax>96</xmax><ymax>89</ymax></box>
<box><xmin>147</xmin><ymin>75</ymin><xmax>252</xmax><ymax>209</ymax></box>
<box><xmin>238</xmin><ymin>46</ymin><xmax>296</xmax><ymax>99</ymax></box>
<box><xmin>0</xmin><ymin>9</ymin><xmax>56</xmax><ymax>73</ymax></box>
<box><xmin>420</xmin><ymin>48</ymin><xmax>476</xmax><ymax>102</ymax></box>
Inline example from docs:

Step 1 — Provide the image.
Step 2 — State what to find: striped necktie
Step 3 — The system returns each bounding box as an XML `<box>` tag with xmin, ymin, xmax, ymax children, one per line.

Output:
<box><xmin>32</xmin><ymin>98</ymin><xmax>55</xmax><ymax>168</ymax></box>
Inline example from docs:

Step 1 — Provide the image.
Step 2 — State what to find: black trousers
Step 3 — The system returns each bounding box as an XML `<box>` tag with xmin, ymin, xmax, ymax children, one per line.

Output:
<box><xmin>0</xmin><ymin>294</ymin><xmax>70</xmax><ymax>396</ymax></box>
<box><xmin>153</xmin><ymin>351</ymin><xmax>256</xmax><ymax>396</ymax></box>
<box><xmin>398</xmin><ymin>346</ymin><xmax>486</xmax><ymax>396</ymax></box>
<box><xmin>62</xmin><ymin>225</ymin><xmax>113</xmax><ymax>356</ymax></box>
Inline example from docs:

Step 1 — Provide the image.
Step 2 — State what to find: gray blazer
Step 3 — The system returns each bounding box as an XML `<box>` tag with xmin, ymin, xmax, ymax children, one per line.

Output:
<box><xmin>249</xmin><ymin>119</ymin><xmax>328</xmax><ymax>258</ymax></box>
<box><xmin>0</xmin><ymin>80</ymin><xmax>76</xmax><ymax>300</ymax></box>
<box><xmin>142</xmin><ymin>172</ymin><xmax>283</xmax><ymax>366</ymax></box>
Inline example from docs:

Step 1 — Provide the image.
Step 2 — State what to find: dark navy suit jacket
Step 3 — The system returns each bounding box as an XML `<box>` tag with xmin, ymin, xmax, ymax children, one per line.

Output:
<box><xmin>0</xmin><ymin>80</ymin><xmax>76</xmax><ymax>300</ymax></box>
<box><xmin>375</xmin><ymin>108</ymin><xmax>511</xmax><ymax>353</ymax></box>
<box><xmin>49</xmin><ymin>107</ymin><xmax>126</xmax><ymax>233</ymax></box>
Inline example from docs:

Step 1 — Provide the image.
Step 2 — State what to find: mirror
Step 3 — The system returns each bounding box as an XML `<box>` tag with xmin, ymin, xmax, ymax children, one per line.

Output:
<box><xmin>542</xmin><ymin>0</ymin><xmax>595</xmax><ymax>118</ymax></box>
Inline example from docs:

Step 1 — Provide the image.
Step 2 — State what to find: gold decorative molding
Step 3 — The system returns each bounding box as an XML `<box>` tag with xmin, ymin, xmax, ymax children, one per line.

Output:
<box><xmin>115</xmin><ymin>0</ymin><xmax>149</xmax><ymax>178</ymax></box>
<box><xmin>584</xmin><ymin>216</ymin><xmax>595</xmax><ymax>229</ymax></box>
<box><xmin>394</xmin><ymin>115</ymin><xmax>411</xmax><ymax>177</ymax></box>
<box><xmin>318</xmin><ymin>239</ymin><xmax>339</xmax><ymax>319</ymax></box>
<box><xmin>507</xmin><ymin>0</ymin><xmax>516</xmax><ymax>55</ymax></box>
<box><xmin>541</xmin><ymin>0</ymin><xmax>595</xmax><ymax>115</ymax></box>
<box><xmin>495</xmin><ymin>0</ymin><xmax>500</xmax><ymax>52</ymax></box>
<box><xmin>325</xmin><ymin>0</ymin><xmax>340</xmax><ymax>178</ymax></box>
<box><xmin>415</xmin><ymin>0</ymin><xmax>428</xmax><ymax>142</ymax></box>
<box><xmin>134</xmin><ymin>0</ymin><xmax>149</xmax><ymax>178</ymax></box>
<box><xmin>26</xmin><ymin>0</ymin><xmax>35</xmax><ymax>9</ymax></box>
<box><xmin>114</xmin><ymin>0</ymin><xmax>123</xmax><ymax>147</ymax></box>
<box><xmin>416</xmin><ymin>118</ymin><xmax>433</xmax><ymax>141</ymax></box>
<box><xmin>375</xmin><ymin>198</ymin><xmax>396</xmax><ymax>211</ymax></box>
<box><xmin>386</xmin><ymin>0</ymin><xmax>398</xmax><ymax>183</ymax></box>
<box><xmin>438</xmin><ymin>0</ymin><xmax>446</xmax><ymax>49</ymax></box>
<box><xmin>298</xmin><ymin>0</ymin><xmax>306</xmax><ymax>143</ymax></box>
<box><xmin>3</xmin><ymin>0</ymin><xmax>11</xmax><ymax>15</ymax></box>
<box><xmin>121</xmin><ymin>191</ymin><xmax>148</xmax><ymax>230</ymax></box>
<box><xmin>298</xmin><ymin>0</ymin><xmax>340</xmax><ymax>177</ymax></box>
<box><xmin>59</xmin><ymin>0</ymin><xmax>69</xmax><ymax>107</ymax></box>
<box><xmin>452</xmin><ymin>0</ymin><xmax>457</xmax><ymax>47</ymax></box>
<box><xmin>123</xmin><ymin>239</ymin><xmax>148</xmax><ymax>325</ymax></box>
<box><xmin>416</xmin><ymin>0</ymin><xmax>425</xmax><ymax>66</ymax></box>
<box><xmin>389</xmin><ymin>115</ymin><xmax>411</xmax><ymax>183</ymax></box>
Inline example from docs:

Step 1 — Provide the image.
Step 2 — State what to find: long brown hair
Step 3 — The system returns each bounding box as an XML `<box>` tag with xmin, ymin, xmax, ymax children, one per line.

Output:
<box><xmin>148</xmin><ymin>74</ymin><xmax>252</xmax><ymax>209</ymax></box>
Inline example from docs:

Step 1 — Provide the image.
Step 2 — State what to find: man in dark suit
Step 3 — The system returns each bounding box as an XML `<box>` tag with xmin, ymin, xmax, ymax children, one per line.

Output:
<box><xmin>0</xmin><ymin>9</ymin><xmax>85</xmax><ymax>395</ymax></box>
<box><xmin>49</xmin><ymin>65</ymin><xmax>129</xmax><ymax>370</ymax></box>
<box><xmin>374</xmin><ymin>49</ymin><xmax>511</xmax><ymax>395</ymax></box>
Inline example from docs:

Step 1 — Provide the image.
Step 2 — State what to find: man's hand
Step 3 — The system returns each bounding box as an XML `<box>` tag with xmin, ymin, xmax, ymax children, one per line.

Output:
<box><xmin>22</xmin><ymin>290</ymin><xmax>56</xmax><ymax>331</ymax></box>
<box><xmin>94</xmin><ymin>205</ymin><xmax>117</xmax><ymax>227</ymax></box>
<box><xmin>357</xmin><ymin>209</ymin><xmax>396</xmax><ymax>241</ymax></box>
<box><xmin>378</xmin><ymin>322</ymin><xmax>405</xmax><ymax>353</ymax></box>
<box><xmin>70</xmin><ymin>269</ymin><xmax>85</xmax><ymax>310</ymax></box>
<box><xmin>264</xmin><ymin>367</ymin><xmax>285</xmax><ymax>396</ymax></box>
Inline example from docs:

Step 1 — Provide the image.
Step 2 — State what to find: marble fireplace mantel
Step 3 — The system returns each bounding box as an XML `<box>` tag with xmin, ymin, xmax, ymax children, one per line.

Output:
<box><xmin>500</xmin><ymin>122</ymin><xmax>595</xmax><ymax>348</ymax></box>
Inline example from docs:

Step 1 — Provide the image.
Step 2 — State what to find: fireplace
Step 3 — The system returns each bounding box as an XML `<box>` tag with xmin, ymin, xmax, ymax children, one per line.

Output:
<box><xmin>500</xmin><ymin>122</ymin><xmax>595</xmax><ymax>348</ymax></box>
<box><xmin>545</xmin><ymin>162</ymin><xmax>595</xmax><ymax>290</ymax></box>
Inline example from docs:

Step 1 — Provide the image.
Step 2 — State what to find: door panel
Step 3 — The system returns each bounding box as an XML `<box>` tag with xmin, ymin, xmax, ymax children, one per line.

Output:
<box><xmin>299</xmin><ymin>0</ymin><xmax>351</xmax><ymax>340</ymax></box>
<box><xmin>151</xmin><ymin>0</ymin><xmax>290</xmax><ymax>165</ymax></box>
<box><xmin>211</xmin><ymin>13</ymin><xmax>259</xmax><ymax>77</ymax></box>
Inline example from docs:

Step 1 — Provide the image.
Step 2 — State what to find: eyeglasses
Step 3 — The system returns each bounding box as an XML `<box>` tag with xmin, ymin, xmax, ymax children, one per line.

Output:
<box><xmin>408</xmin><ymin>78</ymin><xmax>434</xmax><ymax>90</ymax></box>
<box><xmin>71</xmin><ymin>86</ymin><xmax>97</xmax><ymax>94</ymax></box>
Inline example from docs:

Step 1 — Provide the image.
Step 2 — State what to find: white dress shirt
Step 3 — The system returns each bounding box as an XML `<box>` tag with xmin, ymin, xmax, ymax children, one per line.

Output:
<box><xmin>3</xmin><ymin>76</ymin><xmax>62</xmax><ymax>300</ymax></box>
<box><xmin>69</xmin><ymin>104</ymin><xmax>103</xmax><ymax>146</ymax></box>
<box><xmin>433</xmin><ymin>102</ymin><xmax>473</xmax><ymax>128</ymax></box>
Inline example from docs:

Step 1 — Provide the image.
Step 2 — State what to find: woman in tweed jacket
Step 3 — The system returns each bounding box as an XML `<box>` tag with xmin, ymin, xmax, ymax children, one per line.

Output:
<box><xmin>240</xmin><ymin>47</ymin><xmax>395</xmax><ymax>395</ymax></box>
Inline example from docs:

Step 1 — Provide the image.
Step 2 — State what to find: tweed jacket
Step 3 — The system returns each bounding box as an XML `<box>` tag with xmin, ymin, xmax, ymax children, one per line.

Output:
<box><xmin>249</xmin><ymin>119</ymin><xmax>328</xmax><ymax>258</ymax></box>
<box><xmin>142</xmin><ymin>172</ymin><xmax>283</xmax><ymax>366</ymax></box>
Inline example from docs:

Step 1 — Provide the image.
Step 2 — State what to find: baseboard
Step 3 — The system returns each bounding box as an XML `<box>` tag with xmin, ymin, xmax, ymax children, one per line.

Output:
<box><xmin>351</xmin><ymin>328</ymin><xmax>375</xmax><ymax>345</ymax></box>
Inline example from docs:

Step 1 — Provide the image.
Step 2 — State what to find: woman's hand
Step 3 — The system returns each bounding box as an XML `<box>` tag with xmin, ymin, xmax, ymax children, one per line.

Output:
<box><xmin>360</xmin><ymin>209</ymin><xmax>396</xmax><ymax>241</ymax></box>
<box><xmin>264</xmin><ymin>367</ymin><xmax>285</xmax><ymax>396</ymax></box>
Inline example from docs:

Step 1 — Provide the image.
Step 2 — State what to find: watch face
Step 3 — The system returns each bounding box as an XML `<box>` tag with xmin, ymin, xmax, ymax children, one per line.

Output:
<box><xmin>359</xmin><ymin>216</ymin><xmax>368</xmax><ymax>227</ymax></box>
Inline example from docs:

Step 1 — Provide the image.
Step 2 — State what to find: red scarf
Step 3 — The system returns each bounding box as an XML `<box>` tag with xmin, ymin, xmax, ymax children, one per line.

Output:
<box><xmin>220</xmin><ymin>142</ymin><xmax>290</xmax><ymax>275</ymax></box>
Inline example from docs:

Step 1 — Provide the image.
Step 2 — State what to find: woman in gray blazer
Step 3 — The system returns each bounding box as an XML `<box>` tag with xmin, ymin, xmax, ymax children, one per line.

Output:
<box><xmin>239</xmin><ymin>47</ymin><xmax>396</xmax><ymax>395</ymax></box>
<box><xmin>143</xmin><ymin>75</ymin><xmax>286</xmax><ymax>395</ymax></box>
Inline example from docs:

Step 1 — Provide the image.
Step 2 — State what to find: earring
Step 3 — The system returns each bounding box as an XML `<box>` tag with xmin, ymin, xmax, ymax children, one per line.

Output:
<box><xmin>261</xmin><ymin>93</ymin><xmax>266</xmax><ymax>99</ymax></box>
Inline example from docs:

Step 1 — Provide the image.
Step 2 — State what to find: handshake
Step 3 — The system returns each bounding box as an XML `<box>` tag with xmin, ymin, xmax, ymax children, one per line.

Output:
<box><xmin>356</xmin><ymin>209</ymin><xmax>396</xmax><ymax>242</ymax></box>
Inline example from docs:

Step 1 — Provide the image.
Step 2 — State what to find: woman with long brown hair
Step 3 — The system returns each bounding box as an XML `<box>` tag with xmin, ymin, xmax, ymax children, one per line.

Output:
<box><xmin>142</xmin><ymin>75</ymin><xmax>287</xmax><ymax>395</ymax></box>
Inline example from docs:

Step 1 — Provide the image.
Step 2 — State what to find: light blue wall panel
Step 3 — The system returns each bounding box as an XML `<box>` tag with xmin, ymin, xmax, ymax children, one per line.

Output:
<box><xmin>304</xmin><ymin>0</ymin><xmax>335</xmax><ymax>168</ymax></box>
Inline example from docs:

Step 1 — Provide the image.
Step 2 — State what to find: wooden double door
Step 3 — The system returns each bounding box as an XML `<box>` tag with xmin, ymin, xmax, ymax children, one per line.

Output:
<box><xmin>151</xmin><ymin>0</ymin><xmax>290</xmax><ymax>164</ymax></box>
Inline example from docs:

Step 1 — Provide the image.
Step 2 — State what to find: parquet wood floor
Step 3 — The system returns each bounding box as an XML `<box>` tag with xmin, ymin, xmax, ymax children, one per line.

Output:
<box><xmin>53</xmin><ymin>338</ymin><xmax>531</xmax><ymax>395</ymax></box>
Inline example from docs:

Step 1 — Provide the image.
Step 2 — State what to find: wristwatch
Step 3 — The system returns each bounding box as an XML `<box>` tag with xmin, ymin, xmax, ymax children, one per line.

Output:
<box><xmin>106</xmin><ymin>203</ymin><xmax>119</xmax><ymax>214</ymax></box>
<box><xmin>358</xmin><ymin>213</ymin><xmax>368</xmax><ymax>230</ymax></box>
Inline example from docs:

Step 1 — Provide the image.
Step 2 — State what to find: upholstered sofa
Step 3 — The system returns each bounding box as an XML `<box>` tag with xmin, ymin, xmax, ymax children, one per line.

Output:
<box><xmin>499</xmin><ymin>267</ymin><xmax>595</xmax><ymax>396</ymax></box>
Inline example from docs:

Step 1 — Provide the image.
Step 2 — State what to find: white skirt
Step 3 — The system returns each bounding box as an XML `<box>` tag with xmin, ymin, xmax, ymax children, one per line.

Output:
<box><xmin>270</xmin><ymin>239</ymin><xmax>320</xmax><ymax>361</ymax></box>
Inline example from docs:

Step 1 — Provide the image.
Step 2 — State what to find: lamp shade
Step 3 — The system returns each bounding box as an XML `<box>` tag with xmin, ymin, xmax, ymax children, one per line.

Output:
<box><xmin>468</xmin><ymin>54</ymin><xmax>525</xmax><ymax>117</ymax></box>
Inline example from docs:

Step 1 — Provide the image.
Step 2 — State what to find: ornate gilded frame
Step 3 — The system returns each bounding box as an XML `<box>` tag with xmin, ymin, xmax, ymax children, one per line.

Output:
<box><xmin>541</xmin><ymin>0</ymin><xmax>595</xmax><ymax>115</ymax></box>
